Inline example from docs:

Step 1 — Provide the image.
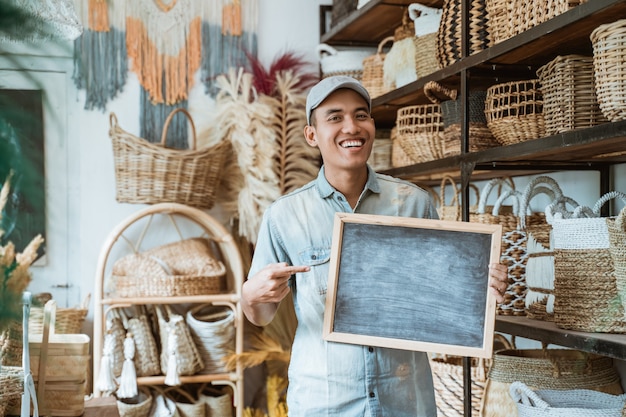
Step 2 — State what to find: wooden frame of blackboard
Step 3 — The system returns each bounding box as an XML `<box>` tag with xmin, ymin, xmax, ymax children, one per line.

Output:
<box><xmin>323</xmin><ymin>212</ymin><xmax>502</xmax><ymax>359</ymax></box>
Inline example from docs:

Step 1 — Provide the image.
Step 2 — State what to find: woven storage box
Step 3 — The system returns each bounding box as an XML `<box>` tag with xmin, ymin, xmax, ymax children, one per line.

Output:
<box><xmin>361</xmin><ymin>36</ymin><xmax>395</xmax><ymax>98</ymax></box>
<box><xmin>485</xmin><ymin>79</ymin><xmax>546</xmax><ymax>146</ymax></box>
<box><xmin>591</xmin><ymin>19</ymin><xmax>626</xmax><ymax>122</ymax></box>
<box><xmin>424</xmin><ymin>81</ymin><xmax>499</xmax><ymax>157</ymax></box>
<box><xmin>480</xmin><ymin>348</ymin><xmax>624</xmax><ymax>417</ymax></box>
<box><xmin>110</xmin><ymin>238</ymin><xmax>227</xmax><ymax>298</ymax></box>
<box><xmin>536</xmin><ymin>55</ymin><xmax>608</xmax><ymax>136</ymax></box>
<box><xmin>549</xmin><ymin>191</ymin><xmax>626</xmax><ymax>333</ymax></box>
<box><xmin>510</xmin><ymin>381</ymin><xmax>626</xmax><ymax>417</ymax></box>
<box><xmin>395</xmin><ymin>104</ymin><xmax>444</xmax><ymax>163</ymax></box>
<box><xmin>607</xmin><ymin>206</ymin><xmax>626</xmax><ymax>321</ymax></box>
<box><xmin>436</xmin><ymin>0</ymin><xmax>492</xmax><ymax>67</ymax></box>
<box><xmin>317</xmin><ymin>43</ymin><xmax>374</xmax><ymax>81</ymax></box>
<box><xmin>109</xmin><ymin>109</ymin><xmax>229</xmax><ymax>209</ymax></box>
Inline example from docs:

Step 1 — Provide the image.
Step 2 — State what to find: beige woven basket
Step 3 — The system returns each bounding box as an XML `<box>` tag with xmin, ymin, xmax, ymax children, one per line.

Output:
<box><xmin>390</xmin><ymin>127</ymin><xmax>419</xmax><ymax>168</ymax></box>
<box><xmin>0</xmin><ymin>366</ymin><xmax>23</xmax><ymax>417</ymax></box>
<box><xmin>109</xmin><ymin>109</ymin><xmax>230</xmax><ymax>209</ymax></box>
<box><xmin>591</xmin><ymin>19</ymin><xmax>626</xmax><ymax>122</ymax></box>
<box><xmin>395</xmin><ymin>103</ymin><xmax>444</xmax><ymax>163</ymax></box>
<box><xmin>607</xmin><ymin>206</ymin><xmax>626</xmax><ymax>322</ymax></box>
<box><xmin>485</xmin><ymin>79</ymin><xmax>546</xmax><ymax>146</ymax></box>
<box><xmin>29</xmin><ymin>293</ymin><xmax>90</xmax><ymax>335</ymax></box>
<box><xmin>361</xmin><ymin>36</ymin><xmax>395</xmax><ymax>98</ymax></box>
<box><xmin>186</xmin><ymin>304</ymin><xmax>236</xmax><ymax>374</ymax></box>
<box><xmin>536</xmin><ymin>55</ymin><xmax>608</xmax><ymax>136</ymax></box>
<box><xmin>110</xmin><ymin>238</ymin><xmax>227</xmax><ymax>298</ymax></box>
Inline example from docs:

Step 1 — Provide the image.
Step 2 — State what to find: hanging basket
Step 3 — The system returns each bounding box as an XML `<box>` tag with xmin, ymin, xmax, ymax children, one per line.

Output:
<box><xmin>109</xmin><ymin>109</ymin><xmax>230</xmax><ymax>209</ymax></box>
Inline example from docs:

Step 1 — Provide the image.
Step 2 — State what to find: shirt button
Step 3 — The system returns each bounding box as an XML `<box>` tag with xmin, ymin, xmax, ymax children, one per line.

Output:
<box><xmin>337</xmin><ymin>196</ymin><xmax>343</xmax><ymax>201</ymax></box>
<box><xmin>311</xmin><ymin>255</ymin><xmax>317</xmax><ymax>260</ymax></box>
<box><xmin>368</xmin><ymin>347</ymin><xmax>374</xmax><ymax>352</ymax></box>
<box><xmin>369</xmin><ymin>392</ymin><xmax>375</xmax><ymax>398</ymax></box>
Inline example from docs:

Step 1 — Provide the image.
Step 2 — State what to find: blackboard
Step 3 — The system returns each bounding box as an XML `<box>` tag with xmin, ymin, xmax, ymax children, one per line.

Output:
<box><xmin>323</xmin><ymin>213</ymin><xmax>502</xmax><ymax>358</ymax></box>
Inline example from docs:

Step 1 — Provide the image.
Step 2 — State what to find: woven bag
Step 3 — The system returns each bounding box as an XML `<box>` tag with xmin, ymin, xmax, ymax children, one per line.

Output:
<box><xmin>591</xmin><ymin>19</ymin><xmax>626</xmax><ymax>122</ymax></box>
<box><xmin>156</xmin><ymin>305</ymin><xmax>204</xmax><ymax>383</ymax></box>
<box><xmin>424</xmin><ymin>81</ymin><xmax>499</xmax><ymax>157</ymax></box>
<box><xmin>111</xmin><ymin>238</ymin><xmax>227</xmax><ymax>298</ymax></box>
<box><xmin>383</xmin><ymin>10</ymin><xmax>418</xmax><ymax>89</ymax></box>
<box><xmin>408</xmin><ymin>3</ymin><xmax>441</xmax><ymax>78</ymax></box>
<box><xmin>484</xmin><ymin>79</ymin><xmax>546</xmax><ymax>146</ymax></box>
<box><xmin>395</xmin><ymin>103</ymin><xmax>444</xmax><ymax>163</ymax></box>
<box><xmin>510</xmin><ymin>381</ymin><xmax>626</xmax><ymax>417</ymax></box>
<box><xmin>437</xmin><ymin>175</ymin><xmax>480</xmax><ymax>222</ymax></box>
<box><xmin>607</xmin><ymin>206</ymin><xmax>626</xmax><ymax>320</ymax></box>
<box><xmin>165</xmin><ymin>387</ymin><xmax>205</xmax><ymax>417</ymax></box>
<box><xmin>436</xmin><ymin>0</ymin><xmax>492</xmax><ymax>67</ymax></box>
<box><xmin>121</xmin><ymin>307</ymin><xmax>161</xmax><ymax>377</ymax></box>
<box><xmin>361</xmin><ymin>36</ymin><xmax>395</xmax><ymax>98</ymax></box>
<box><xmin>109</xmin><ymin>109</ymin><xmax>230</xmax><ymax>209</ymax></box>
<box><xmin>480</xmin><ymin>348</ymin><xmax>624</xmax><ymax>417</ymax></box>
<box><xmin>549</xmin><ymin>191</ymin><xmax>626</xmax><ymax>333</ymax></box>
<box><xmin>186</xmin><ymin>304</ymin><xmax>235</xmax><ymax>375</ymax></box>
<box><xmin>472</xmin><ymin>177</ymin><xmax>517</xmax><ymax>226</ymax></box>
<box><xmin>536</xmin><ymin>55</ymin><xmax>608</xmax><ymax>136</ymax></box>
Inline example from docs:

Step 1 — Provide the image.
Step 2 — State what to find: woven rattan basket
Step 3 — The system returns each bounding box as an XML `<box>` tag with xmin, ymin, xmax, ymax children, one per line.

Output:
<box><xmin>408</xmin><ymin>3</ymin><xmax>441</xmax><ymax>78</ymax></box>
<box><xmin>536</xmin><ymin>55</ymin><xmax>608</xmax><ymax>136</ymax></box>
<box><xmin>508</xmin><ymin>0</ymin><xmax>584</xmax><ymax>40</ymax></box>
<box><xmin>0</xmin><ymin>366</ymin><xmax>23</xmax><ymax>417</ymax></box>
<box><xmin>317</xmin><ymin>43</ymin><xmax>374</xmax><ymax>81</ymax></box>
<box><xmin>395</xmin><ymin>104</ymin><xmax>444</xmax><ymax>163</ymax></box>
<box><xmin>485</xmin><ymin>79</ymin><xmax>546</xmax><ymax>146</ymax></box>
<box><xmin>549</xmin><ymin>191</ymin><xmax>626</xmax><ymax>333</ymax></box>
<box><xmin>111</xmin><ymin>238</ymin><xmax>227</xmax><ymax>298</ymax></box>
<box><xmin>29</xmin><ymin>294</ymin><xmax>90</xmax><ymax>335</ymax></box>
<box><xmin>390</xmin><ymin>127</ymin><xmax>419</xmax><ymax>167</ymax></box>
<box><xmin>109</xmin><ymin>109</ymin><xmax>229</xmax><ymax>209</ymax></box>
<box><xmin>591</xmin><ymin>19</ymin><xmax>626</xmax><ymax>122</ymax></box>
<box><xmin>607</xmin><ymin>206</ymin><xmax>626</xmax><ymax>322</ymax></box>
<box><xmin>361</xmin><ymin>36</ymin><xmax>395</xmax><ymax>98</ymax></box>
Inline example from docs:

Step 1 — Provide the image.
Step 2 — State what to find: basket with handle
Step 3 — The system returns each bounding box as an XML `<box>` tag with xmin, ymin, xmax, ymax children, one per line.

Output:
<box><xmin>549</xmin><ymin>191</ymin><xmax>626</xmax><ymax>333</ymax></box>
<box><xmin>317</xmin><ymin>43</ymin><xmax>374</xmax><ymax>81</ymax></box>
<box><xmin>28</xmin><ymin>293</ymin><xmax>90</xmax><ymax>335</ymax></box>
<box><xmin>395</xmin><ymin>103</ymin><xmax>444</xmax><ymax>163</ymax></box>
<box><xmin>509</xmin><ymin>381</ymin><xmax>626</xmax><ymax>417</ymax></box>
<box><xmin>591</xmin><ymin>19</ymin><xmax>626</xmax><ymax>122</ymax></box>
<box><xmin>536</xmin><ymin>55</ymin><xmax>608</xmax><ymax>136</ymax></box>
<box><xmin>361</xmin><ymin>36</ymin><xmax>395</xmax><ymax>98</ymax></box>
<box><xmin>408</xmin><ymin>3</ymin><xmax>441</xmax><ymax>78</ymax></box>
<box><xmin>607</xmin><ymin>206</ymin><xmax>626</xmax><ymax>322</ymax></box>
<box><xmin>424</xmin><ymin>81</ymin><xmax>499</xmax><ymax>157</ymax></box>
<box><xmin>109</xmin><ymin>108</ymin><xmax>230</xmax><ymax>209</ymax></box>
<box><xmin>484</xmin><ymin>79</ymin><xmax>546</xmax><ymax>146</ymax></box>
<box><xmin>383</xmin><ymin>9</ymin><xmax>418</xmax><ymax>89</ymax></box>
<box><xmin>436</xmin><ymin>175</ymin><xmax>480</xmax><ymax>222</ymax></box>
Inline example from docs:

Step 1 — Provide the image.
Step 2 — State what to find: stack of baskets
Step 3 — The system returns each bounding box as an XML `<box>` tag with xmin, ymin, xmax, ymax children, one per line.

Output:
<box><xmin>484</xmin><ymin>79</ymin><xmax>546</xmax><ymax>146</ymax></box>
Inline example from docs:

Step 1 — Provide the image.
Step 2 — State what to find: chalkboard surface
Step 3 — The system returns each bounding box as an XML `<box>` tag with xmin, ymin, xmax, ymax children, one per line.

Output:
<box><xmin>323</xmin><ymin>213</ymin><xmax>502</xmax><ymax>358</ymax></box>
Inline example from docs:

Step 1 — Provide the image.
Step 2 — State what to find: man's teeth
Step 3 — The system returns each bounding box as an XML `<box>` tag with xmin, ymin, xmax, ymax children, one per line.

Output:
<box><xmin>341</xmin><ymin>140</ymin><xmax>362</xmax><ymax>148</ymax></box>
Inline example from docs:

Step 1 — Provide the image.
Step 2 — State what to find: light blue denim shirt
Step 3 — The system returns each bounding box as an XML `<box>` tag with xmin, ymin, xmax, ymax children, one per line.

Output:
<box><xmin>248</xmin><ymin>165</ymin><xmax>439</xmax><ymax>417</ymax></box>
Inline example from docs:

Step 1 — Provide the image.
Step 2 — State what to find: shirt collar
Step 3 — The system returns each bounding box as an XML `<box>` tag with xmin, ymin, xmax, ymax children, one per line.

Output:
<box><xmin>316</xmin><ymin>165</ymin><xmax>381</xmax><ymax>199</ymax></box>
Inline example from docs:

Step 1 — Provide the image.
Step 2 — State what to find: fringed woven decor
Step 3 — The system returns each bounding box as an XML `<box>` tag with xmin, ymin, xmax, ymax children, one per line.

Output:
<box><xmin>73</xmin><ymin>0</ymin><xmax>127</xmax><ymax>111</ymax></box>
<box><xmin>201</xmin><ymin>0</ymin><xmax>259</xmax><ymax>95</ymax></box>
<box><xmin>126</xmin><ymin>0</ymin><xmax>202</xmax><ymax>106</ymax></box>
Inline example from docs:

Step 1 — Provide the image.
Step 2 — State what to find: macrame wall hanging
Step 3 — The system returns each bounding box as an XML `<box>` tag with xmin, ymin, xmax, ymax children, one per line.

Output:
<box><xmin>73</xmin><ymin>0</ymin><xmax>127</xmax><ymax>111</ymax></box>
<box><xmin>0</xmin><ymin>0</ymin><xmax>83</xmax><ymax>42</ymax></box>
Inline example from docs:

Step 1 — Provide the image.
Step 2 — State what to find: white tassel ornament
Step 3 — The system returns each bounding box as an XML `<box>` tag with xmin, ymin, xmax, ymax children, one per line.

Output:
<box><xmin>96</xmin><ymin>331</ymin><xmax>117</xmax><ymax>394</ymax></box>
<box><xmin>164</xmin><ymin>329</ymin><xmax>180</xmax><ymax>386</ymax></box>
<box><xmin>116</xmin><ymin>333</ymin><xmax>138</xmax><ymax>398</ymax></box>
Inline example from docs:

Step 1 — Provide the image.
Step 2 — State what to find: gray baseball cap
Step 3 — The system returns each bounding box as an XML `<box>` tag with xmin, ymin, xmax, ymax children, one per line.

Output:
<box><xmin>305</xmin><ymin>76</ymin><xmax>371</xmax><ymax>125</ymax></box>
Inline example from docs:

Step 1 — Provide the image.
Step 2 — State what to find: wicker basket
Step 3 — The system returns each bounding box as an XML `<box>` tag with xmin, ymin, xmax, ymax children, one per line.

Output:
<box><xmin>29</xmin><ymin>293</ymin><xmax>90</xmax><ymax>335</ymax></box>
<box><xmin>507</xmin><ymin>0</ymin><xmax>585</xmax><ymax>41</ymax></box>
<box><xmin>361</xmin><ymin>36</ymin><xmax>395</xmax><ymax>98</ymax></box>
<box><xmin>591</xmin><ymin>19</ymin><xmax>626</xmax><ymax>122</ymax></box>
<box><xmin>110</xmin><ymin>238</ymin><xmax>227</xmax><ymax>298</ymax></box>
<box><xmin>536</xmin><ymin>55</ymin><xmax>608</xmax><ymax>136</ymax></box>
<box><xmin>424</xmin><ymin>81</ymin><xmax>499</xmax><ymax>157</ymax></box>
<box><xmin>549</xmin><ymin>191</ymin><xmax>626</xmax><ymax>333</ymax></box>
<box><xmin>110</xmin><ymin>109</ymin><xmax>229</xmax><ymax>209</ymax></box>
<box><xmin>607</xmin><ymin>206</ymin><xmax>626</xmax><ymax>323</ymax></box>
<box><xmin>0</xmin><ymin>366</ymin><xmax>23</xmax><ymax>417</ymax></box>
<box><xmin>395</xmin><ymin>104</ymin><xmax>444</xmax><ymax>163</ymax></box>
<box><xmin>481</xmin><ymin>348</ymin><xmax>624</xmax><ymax>417</ymax></box>
<box><xmin>390</xmin><ymin>126</ymin><xmax>419</xmax><ymax>168</ymax></box>
<box><xmin>431</xmin><ymin>355</ymin><xmax>488</xmax><ymax>417</ymax></box>
<box><xmin>485</xmin><ymin>79</ymin><xmax>546</xmax><ymax>146</ymax></box>
<box><xmin>436</xmin><ymin>0</ymin><xmax>492</xmax><ymax>67</ymax></box>
<box><xmin>187</xmin><ymin>304</ymin><xmax>235</xmax><ymax>374</ymax></box>
<box><xmin>408</xmin><ymin>3</ymin><xmax>441</xmax><ymax>78</ymax></box>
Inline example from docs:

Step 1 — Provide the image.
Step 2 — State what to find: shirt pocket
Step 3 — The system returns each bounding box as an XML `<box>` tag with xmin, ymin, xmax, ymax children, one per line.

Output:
<box><xmin>298</xmin><ymin>246</ymin><xmax>331</xmax><ymax>296</ymax></box>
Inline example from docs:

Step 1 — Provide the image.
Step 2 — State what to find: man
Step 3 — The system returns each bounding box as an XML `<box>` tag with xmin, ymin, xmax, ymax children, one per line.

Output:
<box><xmin>242</xmin><ymin>75</ymin><xmax>508</xmax><ymax>416</ymax></box>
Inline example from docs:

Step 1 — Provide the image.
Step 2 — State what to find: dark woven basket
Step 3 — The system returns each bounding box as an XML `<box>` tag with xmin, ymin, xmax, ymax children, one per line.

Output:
<box><xmin>436</xmin><ymin>0</ymin><xmax>492</xmax><ymax>67</ymax></box>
